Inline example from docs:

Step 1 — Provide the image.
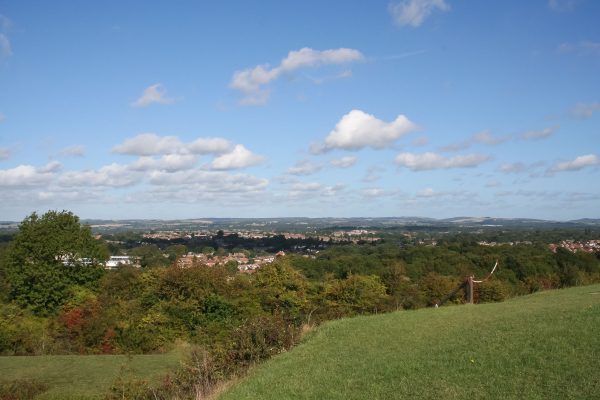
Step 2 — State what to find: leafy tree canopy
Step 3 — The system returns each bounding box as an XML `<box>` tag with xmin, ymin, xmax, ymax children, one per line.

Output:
<box><xmin>2</xmin><ymin>210</ymin><xmax>107</xmax><ymax>315</ymax></box>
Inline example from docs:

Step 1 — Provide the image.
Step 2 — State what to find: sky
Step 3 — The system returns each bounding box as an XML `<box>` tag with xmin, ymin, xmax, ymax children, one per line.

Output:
<box><xmin>0</xmin><ymin>0</ymin><xmax>599</xmax><ymax>221</ymax></box>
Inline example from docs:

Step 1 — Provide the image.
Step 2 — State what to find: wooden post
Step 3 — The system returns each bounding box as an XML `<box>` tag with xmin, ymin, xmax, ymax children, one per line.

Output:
<box><xmin>467</xmin><ymin>276</ymin><xmax>474</xmax><ymax>304</ymax></box>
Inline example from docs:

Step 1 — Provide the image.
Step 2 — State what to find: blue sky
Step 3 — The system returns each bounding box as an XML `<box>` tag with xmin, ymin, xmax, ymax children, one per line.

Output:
<box><xmin>0</xmin><ymin>0</ymin><xmax>599</xmax><ymax>221</ymax></box>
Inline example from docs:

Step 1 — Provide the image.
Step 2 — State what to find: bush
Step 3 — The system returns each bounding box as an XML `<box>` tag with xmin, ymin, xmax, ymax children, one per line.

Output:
<box><xmin>476</xmin><ymin>280</ymin><xmax>510</xmax><ymax>303</ymax></box>
<box><xmin>106</xmin><ymin>315</ymin><xmax>302</xmax><ymax>399</ymax></box>
<box><xmin>56</xmin><ymin>298</ymin><xmax>110</xmax><ymax>353</ymax></box>
<box><xmin>419</xmin><ymin>272</ymin><xmax>460</xmax><ymax>306</ymax></box>
<box><xmin>0</xmin><ymin>304</ymin><xmax>49</xmax><ymax>355</ymax></box>
<box><xmin>393</xmin><ymin>283</ymin><xmax>426</xmax><ymax>310</ymax></box>
<box><xmin>0</xmin><ymin>380</ymin><xmax>48</xmax><ymax>400</ymax></box>
<box><xmin>322</xmin><ymin>274</ymin><xmax>389</xmax><ymax>317</ymax></box>
<box><xmin>106</xmin><ymin>347</ymin><xmax>231</xmax><ymax>400</ymax></box>
<box><xmin>105</xmin><ymin>373</ymin><xmax>152</xmax><ymax>400</ymax></box>
<box><xmin>229</xmin><ymin>315</ymin><xmax>299</xmax><ymax>368</ymax></box>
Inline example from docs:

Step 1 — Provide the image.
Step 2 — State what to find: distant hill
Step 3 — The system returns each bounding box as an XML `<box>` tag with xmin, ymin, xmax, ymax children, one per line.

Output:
<box><xmin>80</xmin><ymin>216</ymin><xmax>600</xmax><ymax>233</ymax></box>
<box><xmin>569</xmin><ymin>218</ymin><xmax>600</xmax><ymax>225</ymax></box>
<box><xmin>220</xmin><ymin>285</ymin><xmax>600</xmax><ymax>400</ymax></box>
<box><xmin>1</xmin><ymin>216</ymin><xmax>599</xmax><ymax>233</ymax></box>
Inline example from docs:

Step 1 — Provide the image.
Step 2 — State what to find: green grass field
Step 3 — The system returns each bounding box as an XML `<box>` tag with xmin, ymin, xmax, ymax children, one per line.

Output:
<box><xmin>0</xmin><ymin>351</ymin><xmax>181</xmax><ymax>399</ymax></box>
<box><xmin>221</xmin><ymin>284</ymin><xmax>600</xmax><ymax>400</ymax></box>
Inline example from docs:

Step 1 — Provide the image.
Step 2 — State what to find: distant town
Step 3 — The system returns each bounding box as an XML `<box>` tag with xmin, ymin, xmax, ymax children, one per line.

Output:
<box><xmin>93</xmin><ymin>226</ymin><xmax>600</xmax><ymax>272</ymax></box>
<box><xmin>549</xmin><ymin>240</ymin><xmax>600</xmax><ymax>254</ymax></box>
<box><xmin>141</xmin><ymin>228</ymin><xmax>381</xmax><ymax>243</ymax></box>
<box><xmin>100</xmin><ymin>228</ymin><xmax>382</xmax><ymax>272</ymax></box>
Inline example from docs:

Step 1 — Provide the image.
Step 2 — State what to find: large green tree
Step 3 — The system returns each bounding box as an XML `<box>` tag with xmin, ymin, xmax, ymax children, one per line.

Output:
<box><xmin>2</xmin><ymin>210</ymin><xmax>107</xmax><ymax>315</ymax></box>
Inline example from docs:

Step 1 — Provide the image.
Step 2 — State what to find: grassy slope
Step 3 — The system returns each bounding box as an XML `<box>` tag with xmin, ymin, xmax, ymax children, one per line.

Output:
<box><xmin>0</xmin><ymin>351</ymin><xmax>181</xmax><ymax>399</ymax></box>
<box><xmin>222</xmin><ymin>285</ymin><xmax>600</xmax><ymax>400</ymax></box>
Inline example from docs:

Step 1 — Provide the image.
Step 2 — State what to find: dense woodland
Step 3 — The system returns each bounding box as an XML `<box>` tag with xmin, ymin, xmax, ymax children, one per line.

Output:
<box><xmin>1</xmin><ymin>211</ymin><xmax>599</xmax><ymax>397</ymax></box>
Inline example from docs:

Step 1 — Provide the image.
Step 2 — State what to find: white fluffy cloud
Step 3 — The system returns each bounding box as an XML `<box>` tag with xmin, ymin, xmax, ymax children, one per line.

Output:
<box><xmin>330</xmin><ymin>156</ymin><xmax>357</xmax><ymax>168</ymax></box>
<box><xmin>131</xmin><ymin>84</ymin><xmax>175</xmax><ymax>108</ymax></box>
<box><xmin>148</xmin><ymin>169</ymin><xmax>268</xmax><ymax>192</ymax></box>
<box><xmin>0</xmin><ymin>131</ymin><xmax>271</xmax><ymax>212</ymax></box>
<box><xmin>314</xmin><ymin>110</ymin><xmax>418</xmax><ymax>153</ymax></box>
<box><xmin>113</xmin><ymin>134</ymin><xmax>233</xmax><ymax>156</ymax></box>
<box><xmin>395</xmin><ymin>152</ymin><xmax>490</xmax><ymax>171</ymax></box>
<box><xmin>287</xmin><ymin>160</ymin><xmax>322</xmax><ymax>175</ymax></box>
<box><xmin>230</xmin><ymin>47</ymin><xmax>364</xmax><ymax>105</ymax></box>
<box><xmin>211</xmin><ymin>145</ymin><xmax>264</xmax><ymax>170</ymax></box>
<box><xmin>550</xmin><ymin>154</ymin><xmax>599</xmax><ymax>173</ymax></box>
<box><xmin>285</xmin><ymin>182</ymin><xmax>344</xmax><ymax>200</ymax></box>
<box><xmin>411</xmin><ymin>188</ymin><xmax>475</xmax><ymax>201</ymax></box>
<box><xmin>280</xmin><ymin>48</ymin><xmax>363</xmax><ymax>70</ymax></box>
<box><xmin>114</xmin><ymin>134</ymin><xmax>262</xmax><ymax>171</ymax></box>
<box><xmin>36</xmin><ymin>190</ymin><xmax>104</xmax><ymax>203</ymax></box>
<box><xmin>58</xmin><ymin>163</ymin><xmax>141</xmax><ymax>187</ymax></box>
<box><xmin>113</xmin><ymin>133</ymin><xmax>183</xmax><ymax>155</ymax></box>
<box><xmin>291</xmin><ymin>182</ymin><xmax>323</xmax><ymax>192</ymax></box>
<box><xmin>120</xmin><ymin>169</ymin><xmax>270</xmax><ymax>207</ymax></box>
<box><xmin>188</xmin><ymin>138</ymin><xmax>232</xmax><ymax>154</ymax></box>
<box><xmin>389</xmin><ymin>0</ymin><xmax>450</xmax><ymax>28</ymax></box>
<box><xmin>0</xmin><ymin>162</ymin><xmax>60</xmax><ymax>187</ymax></box>
<box><xmin>39</xmin><ymin>161</ymin><xmax>62</xmax><ymax>173</ymax></box>
<box><xmin>129</xmin><ymin>154</ymin><xmax>198</xmax><ymax>172</ymax></box>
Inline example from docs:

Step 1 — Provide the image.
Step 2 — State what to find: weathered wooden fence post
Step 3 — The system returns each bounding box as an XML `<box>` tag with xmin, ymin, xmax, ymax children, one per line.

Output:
<box><xmin>467</xmin><ymin>275</ymin><xmax>474</xmax><ymax>304</ymax></box>
<box><xmin>437</xmin><ymin>261</ymin><xmax>498</xmax><ymax>307</ymax></box>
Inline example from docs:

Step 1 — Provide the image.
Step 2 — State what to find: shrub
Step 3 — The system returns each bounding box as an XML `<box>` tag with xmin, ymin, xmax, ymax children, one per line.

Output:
<box><xmin>419</xmin><ymin>272</ymin><xmax>460</xmax><ymax>306</ymax></box>
<box><xmin>322</xmin><ymin>274</ymin><xmax>389</xmax><ymax>316</ymax></box>
<box><xmin>476</xmin><ymin>280</ymin><xmax>510</xmax><ymax>303</ymax></box>
<box><xmin>229</xmin><ymin>315</ymin><xmax>299</xmax><ymax>368</ymax></box>
<box><xmin>57</xmin><ymin>298</ymin><xmax>109</xmax><ymax>353</ymax></box>
<box><xmin>0</xmin><ymin>380</ymin><xmax>48</xmax><ymax>400</ymax></box>
<box><xmin>0</xmin><ymin>304</ymin><xmax>49</xmax><ymax>355</ymax></box>
<box><xmin>105</xmin><ymin>347</ymin><xmax>228</xmax><ymax>400</ymax></box>
<box><xmin>105</xmin><ymin>374</ymin><xmax>151</xmax><ymax>400</ymax></box>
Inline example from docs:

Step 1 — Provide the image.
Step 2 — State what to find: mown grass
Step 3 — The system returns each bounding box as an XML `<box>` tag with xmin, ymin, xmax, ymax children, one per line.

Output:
<box><xmin>221</xmin><ymin>284</ymin><xmax>600</xmax><ymax>400</ymax></box>
<box><xmin>0</xmin><ymin>350</ymin><xmax>181</xmax><ymax>399</ymax></box>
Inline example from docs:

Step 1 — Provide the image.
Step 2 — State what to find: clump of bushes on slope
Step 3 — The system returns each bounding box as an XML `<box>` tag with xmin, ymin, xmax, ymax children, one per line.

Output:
<box><xmin>0</xmin><ymin>379</ymin><xmax>49</xmax><ymax>400</ymax></box>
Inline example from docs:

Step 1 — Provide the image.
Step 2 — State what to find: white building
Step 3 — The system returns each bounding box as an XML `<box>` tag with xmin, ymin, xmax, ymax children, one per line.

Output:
<box><xmin>59</xmin><ymin>256</ymin><xmax>95</xmax><ymax>267</ymax></box>
<box><xmin>105</xmin><ymin>256</ymin><xmax>141</xmax><ymax>270</ymax></box>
